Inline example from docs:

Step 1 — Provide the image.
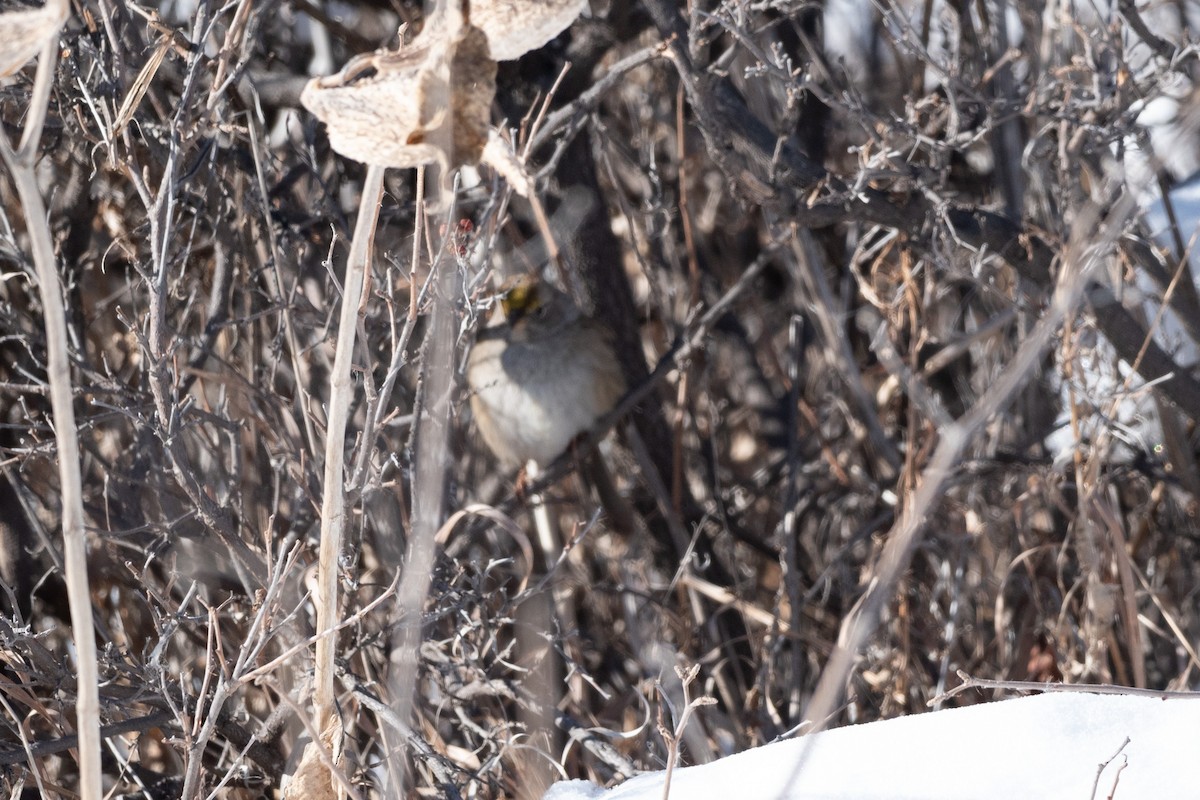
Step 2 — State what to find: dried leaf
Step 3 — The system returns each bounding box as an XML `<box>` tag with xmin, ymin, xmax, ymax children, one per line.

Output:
<box><xmin>480</xmin><ymin>130</ymin><xmax>532</xmax><ymax>196</ymax></box>
<box><xmin>301</xmin><ymin>20</ymin><xmax>496</xmax><ymax>170</ymax></box>
<box><xmin>461</xmin><ymin>0</ymin><xmax>587</xmax><ymax>61</ymax></box>
<box><xmin>282</xmin><ymin>724</ymin><xmax>340</xmax><ymax>800</ymax></box>
<box><xmin>0</xmin><ymin>1</ymin><xmax>68</xmax><ymax>78</ymax></box>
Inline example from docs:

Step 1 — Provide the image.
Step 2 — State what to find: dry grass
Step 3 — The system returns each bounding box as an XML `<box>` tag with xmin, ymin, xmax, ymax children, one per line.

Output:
<box><xmin>0</xmin><ymin>0</ymin><xmax>1198</xmax><ymax>797</ymax></box>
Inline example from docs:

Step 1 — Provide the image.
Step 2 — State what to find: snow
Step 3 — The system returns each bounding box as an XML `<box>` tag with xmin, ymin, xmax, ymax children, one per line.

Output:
<box><xmin>543</xmin><ymin>692</ymin><xmax>1200</xmax><ymax>800</ymax></box>
<box><xmin>1144</xmin><ymin>174</ymin><xmax>1200</xmax><ymax>269</ymax></box>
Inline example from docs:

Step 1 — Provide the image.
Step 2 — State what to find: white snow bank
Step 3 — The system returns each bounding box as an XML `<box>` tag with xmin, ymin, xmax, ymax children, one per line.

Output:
<box><xmin>544</xmin><ymin>692</ymin><xmax>1199</xmax><ymax>800</ymax></box>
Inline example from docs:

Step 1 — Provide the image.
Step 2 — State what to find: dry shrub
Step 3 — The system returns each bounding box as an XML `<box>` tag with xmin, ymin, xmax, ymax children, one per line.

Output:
<box><xmin>0</xmin><ymin>0</ymin><xmax>1198</xmax><ymax>797</ymax></box>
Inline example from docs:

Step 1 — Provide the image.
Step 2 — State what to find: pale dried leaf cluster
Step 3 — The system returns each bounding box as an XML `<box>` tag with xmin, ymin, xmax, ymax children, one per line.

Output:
<box><xmin>301</xmin><ymin>0</ymin><xmax>584</xmax><ymax>169</ymax></box>
<box><xmin>0</xmin><ymin>1</ymin><xmax>67</xmax><ymax>78</ymax></box>
<box><xmin>300</xmin><ymin>22</ymin><xmax>496</xmax><ymax>169</ymax></box>
<box><xmin>459</xmin><ymin>0</ymin><xmax>587</xmax><ymax>61</ymax></box>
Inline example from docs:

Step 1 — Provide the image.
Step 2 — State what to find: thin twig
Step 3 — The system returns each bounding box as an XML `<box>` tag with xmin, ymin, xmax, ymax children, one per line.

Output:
<box><xmin>0</xmin><ymin>32</ymin><xmax>103</xmax><ymax>800</ymax></box>
<box><xmin>314</xmin><ymin>165</ymin><xmax>386</xmax><ymax>729</ymax></box>
<box><xmin>931</xmin><ymin>671</ymin><xmax>1200</xmax><ymax>706</ymax></box>
<box><xmin>0</xmin><ymin>711</ymin><xmax>174</xmax><ymax>768</ymax></box>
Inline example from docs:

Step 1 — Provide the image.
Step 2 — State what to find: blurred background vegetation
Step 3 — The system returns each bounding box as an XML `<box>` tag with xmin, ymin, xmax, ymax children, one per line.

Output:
<box><xmin>1</xmin><ymin>0</ymin><xmax>1199</xmax><ymax>797</ymax></box>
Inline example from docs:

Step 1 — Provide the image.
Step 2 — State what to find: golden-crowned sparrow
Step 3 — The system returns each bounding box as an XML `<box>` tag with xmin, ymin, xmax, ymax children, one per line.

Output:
<box><xmin>466</xmin><ymin>276</ymin><xmax>625</xmax><ymax>469</ymax></box>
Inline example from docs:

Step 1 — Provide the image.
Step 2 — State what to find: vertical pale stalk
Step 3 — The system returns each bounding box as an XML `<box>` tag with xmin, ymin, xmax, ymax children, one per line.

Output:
<box><xmin>0</xmin><ymin>32</ymin><xmax>101</xmax><ymax>800</ymax></box>
<box><xmin>314</xmin><ymin>165</ymin><xmax>386</xmax><ymax>730</ymax></box>
<box><xmin>388</xmin><ymin>173</ymin><xmax>456</xmax><ymax>789</ymax></box>
<box><xmin>385</xmin><ymin>2</ymin><xmax>458</xmax><ymax>790</ymax></box>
